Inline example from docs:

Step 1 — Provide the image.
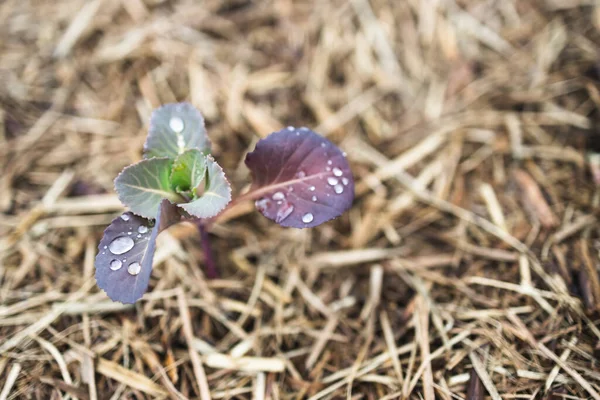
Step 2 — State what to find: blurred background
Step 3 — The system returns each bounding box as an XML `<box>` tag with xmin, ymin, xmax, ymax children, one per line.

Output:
<box><xmin>1</xmin><ymin>0</ymin><xmax>600</xmax><ymax>398</ymax></box>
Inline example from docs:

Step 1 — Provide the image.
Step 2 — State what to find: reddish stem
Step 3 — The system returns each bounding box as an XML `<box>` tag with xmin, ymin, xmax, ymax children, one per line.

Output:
<box><xmin>193</xmin><ymin>187</ymin><xmax>266</xmax><ymax>277</ymax></box>
<box><xmin>197</xmin><ymin>221</ymin><xmax>218</xmax><ymax>279</ymax></box>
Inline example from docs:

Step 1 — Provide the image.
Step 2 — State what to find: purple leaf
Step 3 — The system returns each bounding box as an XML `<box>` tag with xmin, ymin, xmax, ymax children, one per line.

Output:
<box><xmin>245</xmin><ymin>127</ymin><xmax>354</xmax><ymax>228</ymax></box>
<box><xmin>95</xmin><ymin>200</ymin><xmax>181</xmax><ymax>303</ymax></box>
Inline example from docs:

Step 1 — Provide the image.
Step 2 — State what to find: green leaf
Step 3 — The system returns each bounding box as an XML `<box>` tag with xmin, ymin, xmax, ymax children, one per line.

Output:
<box><xmin>170</xmin><ymin>149</ymin><xmax>207</xmax><ymax>194</ymax></box>
<box><xmin>178</xmin><ymin>155</ymin><xmax>232</xmax><ymax>218</ymax></box>
<box><xmin>143</xmin><ymin>103</ymin><xmax>211</xmax><ymax>159</ymax></box>
<box><xmin>114</xmin><ymin>158</ymin><xmax>182</xmax><ymax>218</ymax></box>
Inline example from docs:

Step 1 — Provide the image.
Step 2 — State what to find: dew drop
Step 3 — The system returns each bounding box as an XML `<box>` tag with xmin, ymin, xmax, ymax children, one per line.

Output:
<box><xmin>277</xmin><ymin>201</ymin><xmax>282</xmax><ymax>205</ymax></box>
<box><xmin>109</xmin><ymin>236</ymin><xmax>135</xmax><ymax>255</ymax></box>
<box><xmin>287</xmin><ymin>126</ymin><xmax>295</xmax><ymax>131</ymax></box>
<box><xmin>137</xmin><ymin>234</ymin><xmax>142</xmax><ymax>238</ymax></box>
<box><xmin>333</xmin><ymin>167</ymin><xmax>343</xmax><ymax>177</ymax></box>
<box><xmin>326</xmin><ymin>166</ymin><xmax>331</xmax><ymax>172</ymax></box>
<box><xmin>128</xmin><ymin>262</ymin><xmax>141</xmax><ymax>276</ymax></box>
<box><xmin>302</xmin><ymin>213</ymin><xmax>314</xmax><ymax>223</ymax></box>
<box><xmin>321</xmin><ymin>142</ymin><xmax>327</xmax><ymax>148</ymax></box>
<box><xmin>327</xmin><ymin>160</ymin><xmax>332</xmax><ymax>165</ymax></box>
<box><xmin>342</xmin><ymin>152</ymin><xmax>347</xmax><ymax>157</ymax></box>
<box><xmin>103</xmin><ymin>246</ymin><xmax>107</xmax><ymax>249</ymax></box>
<box><xmin>272</xmin><ymin>191</ymin><xmax>285</xmax><ymax>201</ymax></box>
<box><xmin>127</xmin><ymin>232</ymin><xmax>132</xmax><ymax>235</ymax></box>
<box><xmin>342</xmin><ymin>177</ymin><xmax>349</xmax><ymax>186</ymax></box>
<box><xmin>296</xmin><ymin>170</ymin><xmax>306</xmax><ymax>178</ymax></box>
<box><xmin>138</xmin><ymin>225</ymin><xmax>148</xmax><ymax>234</ymax></box>
<box><xmin>120</xmin><ymin>214</ymin><xmax>130</xmax><ymax>221</ymax></box>
<box><xmin>255</xmin><ymin>198</ymin><xmax>270</xmax><ymax>213</ymax></box>
<box><xmin>275</xmin><ymin>204</ymin><xmax>294</xmax><ymax>223</ymax></box>
<box><xmin>288</xmin><ymin>186</ymin><xmax>294</xmax><ymax>192</ymax></box>
<box><xmin>327</xmin><ymin>177</ymin><xmax>339</xmax><ymax>186</ymax></box>
<box><xmin>169</xmin><ymin>117</ymin><xmax>184</xmax><ymax>133</ymax></box>
<box><xmin>334</xmin><ymin>184</ymin><xmax>344</xmax><ymax>194</ymax></box>
<box><xmin>312</xmin><ymin>195</ymin><xmax>317</xmax><ymax>202</ymax></box>
<box><xmin>110</xmin><ymin>260</ymin><xmax>122</xmax><ymax>270</ymax></box>
<box><xmin>309</xmin><ymin>186</ymin><xmax>316</xmax><ymax>191</ymax></box>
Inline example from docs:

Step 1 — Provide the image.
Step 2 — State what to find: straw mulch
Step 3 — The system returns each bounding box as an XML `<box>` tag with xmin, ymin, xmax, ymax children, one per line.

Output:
<box><xmin>1</xmin><ymin>0</ymin><xmax>600</xmax><ymax>398</ymax></box>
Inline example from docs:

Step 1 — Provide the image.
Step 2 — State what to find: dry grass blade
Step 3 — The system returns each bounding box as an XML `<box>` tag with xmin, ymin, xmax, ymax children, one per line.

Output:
<box><xmin>96</xmin><ymin>358</ymin><xmax>167</xmax><ymax>397</ymax></box>
<box><xmin>177</xmin><ymin>289</ymin><xmax>211</xmax><ymax>400</ymax></box>
<box><xmin>468</xmin><ymin>351</ymin><xmax>501</xmax><ymax>400</ymax></box>
<box><xmin>0</xmin><ymin>363</ymin><xmax>21</xmax><ymax>400</ymax></box>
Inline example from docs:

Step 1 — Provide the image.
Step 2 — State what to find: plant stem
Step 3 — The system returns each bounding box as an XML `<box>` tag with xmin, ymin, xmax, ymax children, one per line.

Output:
<box><xmin>197</xmin><ymin>221</ymin><xmax>218</xmax><ymax>279</ymax></box>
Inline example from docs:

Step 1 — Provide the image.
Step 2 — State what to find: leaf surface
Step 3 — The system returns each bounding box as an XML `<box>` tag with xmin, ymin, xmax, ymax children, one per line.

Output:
<box><xmin>178</xmin><ymin>155</ymin><xmax>232</xmax><ymax>218</ymax></box>
<box><xmin>114</xmin><ymin>158</ymin><xmax>180</xmax><ymax>218</ymax></box>
<box><xmin>95</xmin><ymin>200</ymin><xmax>181</xmax><ymax>304</ymax></box>
<box><xmin>245</xmin><ymin>127</ymin><xmax>354</xmax><ymax>228</ymax></box>
<box><xmin>143</xmin><ymin>103</ymin><xmax>211</xmax><ymax>159</ymax></box>
<box><xmin>170</xmin><ymin>149</ymin><xmax>207</xmax><ymax>194</ymax></box>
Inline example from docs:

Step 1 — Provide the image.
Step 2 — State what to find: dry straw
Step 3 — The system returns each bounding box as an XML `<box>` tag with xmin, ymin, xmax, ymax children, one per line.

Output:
<box><xmin>1</xmin><ymin>0</ymin><xmax>600</xmax><ymax>398</ymax></box>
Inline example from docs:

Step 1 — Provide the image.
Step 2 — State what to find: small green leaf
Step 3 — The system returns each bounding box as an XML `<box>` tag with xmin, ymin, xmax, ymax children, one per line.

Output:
<box><xmin>178</xmin><ymin>156</ymin><xmax>232</xmax><ymax>218</ymax></box>
<box><xmin>170</xmin><ymin>149</ymin><xmax>207</xmax><ymax>194</ymax></box>
<box><xmin>143</xmin><ymin>103</ymin><xmax>211</xmax><ymax>159</ymax></box>
<box><xmin>115</xmin><ymin>158</ymin><xmax>182</xmax><ymax>218</ymax></box>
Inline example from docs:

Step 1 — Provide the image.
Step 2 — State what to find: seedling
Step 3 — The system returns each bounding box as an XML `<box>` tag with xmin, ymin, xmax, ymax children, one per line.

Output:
<box><xmin>95</xmin><ymin>103</ymin><xmax>354</xmax><ymax>303</ymax></box>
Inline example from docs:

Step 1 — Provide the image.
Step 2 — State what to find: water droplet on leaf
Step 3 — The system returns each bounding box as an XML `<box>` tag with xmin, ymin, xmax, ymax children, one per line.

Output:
<box><xmin>312</xmin><ymin>195</ymin><xmax>317</xmax><ymax>202</ymax></box>
<box><xmin>275</xmin><ymin>203</ymin><xmax>294</xmax><ymax>223</ymax></box>
<box><xmin>110</xmin><ymin>260</ymin><xmax>122</xmax><ymax>271</ymax></box>
<box><xmin>309</xmin><ymin>186</ymin><xmax>316</xmax><ymax>191</ymax></box>
<box><xmin>296</xmin><ymin>170</ymin><xmax>306</xmax><ymax>178</ymax></box>
<box><xmin>342</xmin><ymin>177</ymin><xmax>349</xmax><ymax>186</ymax></box>
<box><xmin>120</xmin><ymin>214</ymin><xmax>130</xmax><ymax>221</ymax></box>
<box><xmin>138</xmin><ymin>225</ymin><xmax>148</xmax><ymax>234</ymax></box>
<box><xmin>169</xmin><ymin>117</ymin><xmax>184</xmax><ymax>133</ymax></box>
<box><xmin>128</xmin><ymin>262</ymin><xmax>141</xmax><ymax>276</ymax></box>
<box><xmin>287</xmin><ymin>126</ymin><xmax>294</xmax><ymax>131</ymax></box>
<box><xmin>334</xmin><ymin>184</ymin><xmax>344</xmax><ymax>194</ymax></box>
<box><xmin>255</xmin><ymin>198</ymin><xmax>270</xmax><ymax>213</ymax></box>
<box><xmin>333</xmin><ymin>167</ymin><xmax>343</xmax><ymax>177</ymax></box>
<box><xmin>327</xmin><ymin>177</ymin><xmax>339</xmax><ymax>186</ymax></box>
<box><xmin>272</xmin><ymin>192</ymin><xmax>285</xmax><ymax>200</ymax></box>
<box><xmin>302</xmin><ymin>213</ymin><xmax>314</xmax><ymax>223</ymax></box>
<box><xmin>108</xmin><ymin>237</ymin><xmax>135</xmax><ymax>255</ymax></box>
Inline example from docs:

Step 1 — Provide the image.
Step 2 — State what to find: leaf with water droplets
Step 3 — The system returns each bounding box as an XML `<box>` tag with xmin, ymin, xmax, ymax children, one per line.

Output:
<box><xmin>177</xmin><ymin>155</ymin><xmax>232</xmax><ymax>218</ymax></box>
<box><xmin>143</xmin><ymin>103</ymin><xmax>211</xmax><ymax>159</ymax></box>
<box><xmin>170</xmin><ymin>149</ymin><xmax>207</xmax><ymax>194</ymax></box>
<box><xmin>114</xmin><ymin>158</ymin><xmax>181</xmax><ymax>219</ymax></box>
<box><xmin>245</xmin><ymin>127</ymin><xmax>354</xmax><ymax>228</ymax></box>
<box><xmin>95</xmin><ymin>200</ymin><xmax>181</xmax><ymax>303</ymax></box>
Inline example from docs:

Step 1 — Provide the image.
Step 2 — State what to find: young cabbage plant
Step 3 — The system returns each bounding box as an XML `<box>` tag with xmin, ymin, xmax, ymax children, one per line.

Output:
<box><xmin>95</xmin><ymin>103</ymin><xmax>354</xmax><ymax>303</ymax></box>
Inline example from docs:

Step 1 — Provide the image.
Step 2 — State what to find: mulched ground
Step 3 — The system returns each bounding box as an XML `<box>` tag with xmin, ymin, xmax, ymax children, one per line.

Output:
<box><xmin>1</xmin><ymin>0</ymin><xmax>600</xmax><ymax>398</ymax></box>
